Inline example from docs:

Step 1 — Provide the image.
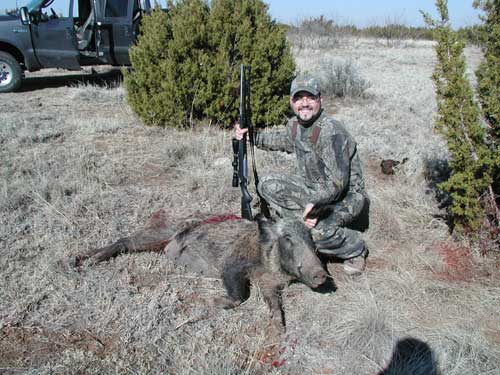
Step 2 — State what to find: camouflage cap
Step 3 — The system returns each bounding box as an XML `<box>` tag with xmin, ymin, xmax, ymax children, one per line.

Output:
<box><xmin>290</xmin><ymin>74</ymin><xmax>321</xmax><ymax>97</ymax></box>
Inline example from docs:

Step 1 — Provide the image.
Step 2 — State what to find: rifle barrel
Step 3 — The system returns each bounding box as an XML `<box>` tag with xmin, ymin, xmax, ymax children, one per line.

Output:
<box><xmin>237</xmin><ymin>65</ymin><xmax>253</xmax><ymax>220</ymax></box>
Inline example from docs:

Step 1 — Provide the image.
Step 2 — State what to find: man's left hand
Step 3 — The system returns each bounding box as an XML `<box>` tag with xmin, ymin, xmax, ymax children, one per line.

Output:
<box><xmin>303</xmin><ymin>203</ymin><xmax>318</xmax><ymax>228</ymax></box>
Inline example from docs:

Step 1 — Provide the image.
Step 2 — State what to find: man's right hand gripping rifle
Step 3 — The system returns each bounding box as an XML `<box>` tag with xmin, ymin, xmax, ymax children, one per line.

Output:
<box><xmin>234</xmin><ymin>123</ymin><xmax>248</xmax><ymax>141</ymax></box>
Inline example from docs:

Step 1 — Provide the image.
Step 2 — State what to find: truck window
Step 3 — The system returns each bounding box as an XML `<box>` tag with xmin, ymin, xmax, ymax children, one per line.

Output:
<box><xmin>72</xmin><ymin>1</ymin><xmax>79</xmax><ymax>18</ymax></box>
<box><xmin>40</xmin><ymin>0</ymin><xmax>71</xmax><ymax>18</ymax></box>
<box><xmin>74</xmin><ymin>0</ymin><xmax>93</xmax><ymax>25</ymax></box>
<box><xmin>139</xmin><ymin>0</ymin><xmax>148</xmax><ymax>10</ymax></box>
<box><xmin>105</xmin><ymin>0</ymin><xmax>128</xmax><ymax>17</ymax></box>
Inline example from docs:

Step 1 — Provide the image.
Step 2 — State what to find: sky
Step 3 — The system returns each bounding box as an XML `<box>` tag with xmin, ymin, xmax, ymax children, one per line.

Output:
<box><xmin>3</xmin><ymin>0</ymin><xmax>483</xmax><ymax>28</ymax></box>
<box><xmin>265</xmin><ymin>0</ymin><xmax>482</xmax><ymax>28</ymax></box>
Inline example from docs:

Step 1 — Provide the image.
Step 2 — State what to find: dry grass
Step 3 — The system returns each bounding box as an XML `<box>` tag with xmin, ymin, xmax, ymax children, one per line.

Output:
<box><xmin>1</xmin><ymin>42</ymin><xmax>499</xmax><ymax>374</ymax></box>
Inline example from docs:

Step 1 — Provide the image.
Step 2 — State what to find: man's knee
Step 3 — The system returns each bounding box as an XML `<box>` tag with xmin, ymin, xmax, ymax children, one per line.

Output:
<box><xmin>257</xmin><ymin>174</ymin><xmax>287</xmax><ymax>200</ymax></box>
<box><xmin>312</xmin><ymin>226</ymin><xmax>366</xmax><ymax>259</ymax></box>
<box><xmin>257</xmin><ymin>174</ymin><xmax>310</xmax><ymax>213</ymax></box>
<box><xmin>348</xmin><ymin>194</ymin><xmax>370</xmax><ymax>232</ymax></box>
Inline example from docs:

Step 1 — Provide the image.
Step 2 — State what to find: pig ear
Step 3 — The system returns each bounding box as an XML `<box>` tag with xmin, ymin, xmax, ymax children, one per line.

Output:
<box><xmin>256</xmin><ymin>215</ymin><xmax>279</xmax><ymax>244</ymax></box>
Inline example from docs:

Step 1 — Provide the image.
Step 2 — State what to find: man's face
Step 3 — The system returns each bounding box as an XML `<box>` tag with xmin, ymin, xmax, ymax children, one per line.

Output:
<box><xmin>290</xmin><ymin>91</ymin><xmax>322</xmax><ymax>123</ymax></box>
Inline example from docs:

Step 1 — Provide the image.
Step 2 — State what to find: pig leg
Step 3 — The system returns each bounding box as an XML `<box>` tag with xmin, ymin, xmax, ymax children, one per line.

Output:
<box><xmin>256</xmin><ymin>274</ymin><xmax>287</xmax><ymax>329</ymax></box>
<box><xmin>220</xmin><ymin>259</ymin><xmax>257</xmax><ymax>308</ymax></box>
<box><xmin>76</xmin><ymin>209</ymin><xmax>174</xmax><ymax>266</ymax></box>
<box><xmin>78</xmin><ymin>236</ymin><xmax>170</xmax><ymax>266</ymax></box>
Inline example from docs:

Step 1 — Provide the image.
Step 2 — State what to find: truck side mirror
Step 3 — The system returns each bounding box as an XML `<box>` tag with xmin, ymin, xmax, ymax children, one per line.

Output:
<box><xmin>20</xmin><ymin>7</ymin><xmax>31</xmax><ymax>25</ymax></box>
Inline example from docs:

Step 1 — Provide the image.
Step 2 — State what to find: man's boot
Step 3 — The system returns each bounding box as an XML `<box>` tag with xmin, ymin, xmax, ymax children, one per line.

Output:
<box><xmin>312</xmin><ymin>226</ymin><xmax>367</xmax><ymax>275</ymax></box>
<box><xmin>342</xmin><ymin>247</ymin><xmax>368</xmax><ymax>276</ymax></box>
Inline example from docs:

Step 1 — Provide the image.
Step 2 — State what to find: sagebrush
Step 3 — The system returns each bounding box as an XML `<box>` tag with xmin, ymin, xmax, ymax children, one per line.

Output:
<box><xmin>314</xmin><ymin>59</ymin><xmax>371</xmax><ymax>98</ymax></box>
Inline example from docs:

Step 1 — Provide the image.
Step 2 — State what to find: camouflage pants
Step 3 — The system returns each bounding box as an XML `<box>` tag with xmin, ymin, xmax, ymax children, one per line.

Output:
<box><xmin>258</xmin><ymin>173</ymin><xmax>366</xmax><ymax>259</ymax></box>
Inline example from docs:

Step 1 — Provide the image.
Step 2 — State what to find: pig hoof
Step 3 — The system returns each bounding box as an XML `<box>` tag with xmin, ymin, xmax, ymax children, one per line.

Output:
<box><xmin>266</xmin><ymin>318</ymin><xmax>285</xmax><ymax>335</ymax></box>
<box><xmin>211</xmin><ymin>296</ymin><xmax>241</xmax><ymax>309</ymax></box>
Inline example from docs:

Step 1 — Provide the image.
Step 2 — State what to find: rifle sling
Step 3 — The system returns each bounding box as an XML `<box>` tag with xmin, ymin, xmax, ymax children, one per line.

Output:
<box><xmin>248</xmin><ymin>127</ymin><xmax>270</xmax><ymax>218</ymax></box>
<box><xmin>292</xmin><ymin>120</ymin><xmax>322</xmax><ymax>144</ymax></box>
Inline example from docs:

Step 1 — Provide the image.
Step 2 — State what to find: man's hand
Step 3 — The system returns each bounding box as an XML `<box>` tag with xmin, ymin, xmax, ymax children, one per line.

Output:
<box><xmin>303</xmin><ymin>203</ymin><xmax>318</xmax><ymax>228</ymax></box>
<box><xmin>234</xmin><ymin>122</ymin><xmax>248</xmax><ymax>140</ymax></box>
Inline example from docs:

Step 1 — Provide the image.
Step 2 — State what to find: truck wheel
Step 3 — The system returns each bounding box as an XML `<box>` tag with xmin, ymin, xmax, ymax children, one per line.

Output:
<box><xmin>0</xmin><ymin>51</ymin><xmax>22</xmax><ymax>93</ymax></box>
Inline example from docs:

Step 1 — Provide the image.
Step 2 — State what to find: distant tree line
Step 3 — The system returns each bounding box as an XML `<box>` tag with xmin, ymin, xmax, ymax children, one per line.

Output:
<box><xmin>3</xmin><ymin>8</ymin><xmax>18</xmax><ymax>14</ymax></box>
<box><xmin>286</xmin><ymin>15</ymin><xmax>484</xmax><ymax>45</ymax></box>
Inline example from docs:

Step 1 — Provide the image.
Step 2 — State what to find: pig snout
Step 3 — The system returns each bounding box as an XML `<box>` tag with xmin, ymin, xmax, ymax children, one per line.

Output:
<box><xmin>310</xmin><ymin>267</ymin><xmax>328</xmax><ymax>288</ymax></box>
<box><xmin>298</xmin><ymin>262</ymin><xmax>328</xmax><ymax>288</ymax></box>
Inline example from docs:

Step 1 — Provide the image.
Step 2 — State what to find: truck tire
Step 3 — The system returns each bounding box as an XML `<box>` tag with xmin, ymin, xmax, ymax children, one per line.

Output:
<box><xmin>0</xmin><ymin>51</ymin><xmax>22</xmax><ymax>93</ymax></box>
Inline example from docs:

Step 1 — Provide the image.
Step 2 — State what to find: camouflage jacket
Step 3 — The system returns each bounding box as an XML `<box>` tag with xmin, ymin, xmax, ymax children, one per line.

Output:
<box><xmin>254</xmin><ymin>109</ymin><xmax>365</xmax><ymax>205</ymax></box>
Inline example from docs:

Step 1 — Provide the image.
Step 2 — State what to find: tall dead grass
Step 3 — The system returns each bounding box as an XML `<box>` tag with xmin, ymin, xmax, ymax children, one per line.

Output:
<box><xmin>1</xmin><ymin>39</ymin><xmax>499</xmax><ymax>374</ymax></box>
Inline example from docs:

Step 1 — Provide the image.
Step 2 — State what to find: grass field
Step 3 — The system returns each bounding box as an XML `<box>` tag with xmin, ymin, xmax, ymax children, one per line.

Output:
<box><xmin>1</xmin><ymin>38</ymin><xmax>499</xmax><ymax>374</ymax></box>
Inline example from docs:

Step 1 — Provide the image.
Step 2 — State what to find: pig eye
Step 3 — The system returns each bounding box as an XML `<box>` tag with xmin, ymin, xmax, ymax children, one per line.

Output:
<box><xmin>279</xmin><ymin>235</ymin><xmax>293</xmax><ymax>248</ymax></box>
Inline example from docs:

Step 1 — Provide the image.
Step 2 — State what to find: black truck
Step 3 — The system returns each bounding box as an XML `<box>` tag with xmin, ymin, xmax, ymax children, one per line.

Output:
<box><xmin>0</xmin><ymin>0</ymin><xmax>152</xmax><ymax>93</ymax></box>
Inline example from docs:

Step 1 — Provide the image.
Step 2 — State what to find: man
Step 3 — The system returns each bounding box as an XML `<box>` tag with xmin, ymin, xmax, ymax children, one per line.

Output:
<box><xmin>235</xmin><ymin>74</ymin><xmax>368</xmax><ymax>275</ymax></box>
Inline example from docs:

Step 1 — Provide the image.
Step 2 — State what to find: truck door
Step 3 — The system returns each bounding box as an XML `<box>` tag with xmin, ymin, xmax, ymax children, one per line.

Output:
<box><xmin>29</xmin><ymin>0</ymin><xmax>80</xmax><ymax>69</ymax></box>
<box><xmin>96</xmin><ymin>0</ymin><xmax>134</xmax><ymax>65</ymax></box>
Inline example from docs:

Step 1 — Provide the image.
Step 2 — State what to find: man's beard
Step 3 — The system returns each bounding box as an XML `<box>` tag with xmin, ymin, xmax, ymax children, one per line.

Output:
<box><xmin>297</xmin><ymin>106</ymin><xmax>319</xmax><ymax>123</ymax></box>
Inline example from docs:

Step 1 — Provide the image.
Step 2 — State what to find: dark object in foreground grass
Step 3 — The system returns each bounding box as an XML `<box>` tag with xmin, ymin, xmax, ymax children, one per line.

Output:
<box><xmin>380</xmin><ymin>157</ymin><xmax>408</xmax><ymax>175</ymax></box>
<box><xmin>378</xmin><ymin>337</ymin><xmax>439</xmax><ymax>375</ymax></box>
<box><xmin>76</xmin><ymin>210</ymin><xmax>328</xmax><ymax>330</ymax></box>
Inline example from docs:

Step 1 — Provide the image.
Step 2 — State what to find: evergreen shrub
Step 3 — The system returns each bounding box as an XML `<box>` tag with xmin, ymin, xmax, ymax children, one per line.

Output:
<box><xmin>474</xmin><ymin>0</ymin><xmax>500</xmax><ymax>137</ymax></box>
<box><xmin>123</xmin><ymin>7</ymin><xmax>174</xmax><ymax>126</ymax></box>
<box><xmin>422</xmin><ymin>0</ymin><xmax>497</xmax><ymax>232</ymax></box>
<box><xmin>456</xmin><ymin>25</ymin><xmax>484</xmax><ymax>46</ymax></box>
<box><xmin>125</xmin><ymin>0</ymin><xmax>295</xmax><ymax>128</ymax></box>
<box><xmin>474</xmin><ymin>0</ymin><xmax>500</xmax><ymax>227</ymax></box>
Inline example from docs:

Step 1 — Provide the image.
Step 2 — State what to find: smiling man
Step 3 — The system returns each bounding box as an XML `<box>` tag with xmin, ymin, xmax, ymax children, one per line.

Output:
<box><xmin>235</xmin><ymin>74</ymin><xmax>368</xmax><ymax>275</ymax></box>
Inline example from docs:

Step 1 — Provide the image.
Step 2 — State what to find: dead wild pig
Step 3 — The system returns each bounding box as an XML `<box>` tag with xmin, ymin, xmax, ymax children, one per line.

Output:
<box><xmin>164</xmin><ymin>215</ymin><xmax>328</xmax><ymax>324</ymax></box>
<box><xmin>76</xmin><ymin>211</ymin><xmax>328</xmax><ymax>327</ymax></box>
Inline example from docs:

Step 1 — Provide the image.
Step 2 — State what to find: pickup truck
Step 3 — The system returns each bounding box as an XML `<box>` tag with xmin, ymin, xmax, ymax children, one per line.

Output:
<box><xmin>0</xmin><ymin>0</ymin><xmax>152</xmax><ymax>93</ymax></box>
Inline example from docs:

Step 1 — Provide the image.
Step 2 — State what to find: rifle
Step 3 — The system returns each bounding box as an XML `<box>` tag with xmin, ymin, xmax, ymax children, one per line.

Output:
<box><xmin>232</xmin><ymin>65</ymin><xmax>254</xmax><ymax>220</ymax></box>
